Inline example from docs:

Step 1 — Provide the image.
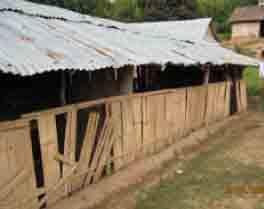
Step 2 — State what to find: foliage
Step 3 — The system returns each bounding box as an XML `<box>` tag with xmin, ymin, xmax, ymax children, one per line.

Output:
<box><xmin>28</xmin><ymin>0</ymin><xmax>259</xmax><ymax>32</ymax></box>
<box><xmin>243</xmin><ymin>67</ymin><xmax>262</xmax><ymax>96</ymax></box>
<box><xmin>28</xmin><ymin>0</ymin><xmax>198</xmax><ymax>22</ymax></box>
<box><xmin>197</xmin><ymin>0</ymin><xmax>258</xmax><ymax>33</ymax></box>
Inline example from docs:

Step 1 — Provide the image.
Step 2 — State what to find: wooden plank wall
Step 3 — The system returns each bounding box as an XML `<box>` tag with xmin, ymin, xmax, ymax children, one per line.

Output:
<box><xmin>0</xmin><ymin>81</ymin><xmax>240</xmax><ymax>209</ymax></box>
<box><xmin>185</xmin><ymin>86</ymin><xmax>207</xmax><ymax>132</ymax></box>
<box><xmin>0</xmin><ymin>121</ymin><xmax>38</xmax><ymax>209</ymax></box>
<box><xmin>165</xmin><ymin>89</ymin><xmax>187</xmax><ymax>142</ymax></box>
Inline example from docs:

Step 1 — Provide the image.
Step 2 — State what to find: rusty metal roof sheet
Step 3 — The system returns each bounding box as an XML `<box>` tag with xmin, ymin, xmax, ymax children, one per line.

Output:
<box><xmin>0</xmin><ymin>0</ymin><xmax>259</xmax><ymax>76</ymax></box>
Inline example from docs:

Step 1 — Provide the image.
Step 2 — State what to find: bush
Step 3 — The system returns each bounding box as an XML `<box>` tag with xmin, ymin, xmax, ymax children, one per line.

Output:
<box><xmin>243</xmin><ymin>67</ymin><xmax>262</xmax><ymax>96</ymax></box>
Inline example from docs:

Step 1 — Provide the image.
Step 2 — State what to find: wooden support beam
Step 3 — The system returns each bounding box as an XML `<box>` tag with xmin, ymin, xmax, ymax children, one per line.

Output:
<box><xmin>60</xmin><ymin>71</ymin><xmax>67</xmax><ymax>106</ymax></box>
<box><xmin>119</xmin><ymin>65</ymin><xmax>134</xmax><ymax>95</ymax></box>
<box><xmin>202</xmin><ymin>65</ymin><xmax>210</xmax><ymax>85</ymax></box>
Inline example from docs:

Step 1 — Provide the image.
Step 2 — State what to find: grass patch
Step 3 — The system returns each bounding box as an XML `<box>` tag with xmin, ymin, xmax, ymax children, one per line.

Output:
<box><xmin>136</xmin><ymin>135</ymin><xmax>264</xmax><ymax>209</ymax></box>
<box><xmin>243</xmin><ymin>67</ymin><xmax>262</xmax><ymax>96</ymax></box>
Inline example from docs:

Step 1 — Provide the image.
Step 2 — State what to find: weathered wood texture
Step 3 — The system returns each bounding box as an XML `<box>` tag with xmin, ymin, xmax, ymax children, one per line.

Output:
<box><xmin>0</xmin><ymin>121</ymin><xmax>38</xmax><ymax>209</ymax></box>
<box><xmin>185</xmin><ymin>86</ymin><xmax>207</xmax><ymax>131</ymax></box>
<box><xmin>0</xmin><ymin>81</ymin><xmax>241</xmax><ymax>209</ymax></box>
<box><xmin>165</xmin><ymin>89</ymin><xmax>186</xmax><ymax>142</ymax></box>
<box><xmin>38</xmin><ymin>113</ymin><xmax>64</xmax><ymax>205</ymax></box>
<box><xmin>236</xmin><ymin>80</ymin><xmax>248</xmax><ymax>112</ymax></box>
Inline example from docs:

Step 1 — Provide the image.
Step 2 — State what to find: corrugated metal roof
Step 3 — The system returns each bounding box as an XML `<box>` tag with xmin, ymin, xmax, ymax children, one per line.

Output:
<box><xmin>0</xmin><ymin>0</ymin><xmax>259</xmax><ymax>76</ymax></box>
<box><xmin>129</xmin><ymin>18</ymin><xmax>214</xmax><ymax>42</ymax></box>
<box><xmin>0</xmin><ymin>0</ymin><xmax>214</xmax><ymax>41</ymax></box>
<box><xmin>0</xmin><ymin>0</ymin><xmax>126</xmax><ymax>28</ymax></box>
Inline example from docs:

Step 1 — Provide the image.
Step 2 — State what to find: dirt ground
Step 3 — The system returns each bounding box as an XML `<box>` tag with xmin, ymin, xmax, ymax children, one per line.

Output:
<box><xmin>96</xmin><ymin>110</ymin><xmax>264</xmax><ymax>209</ymax></box>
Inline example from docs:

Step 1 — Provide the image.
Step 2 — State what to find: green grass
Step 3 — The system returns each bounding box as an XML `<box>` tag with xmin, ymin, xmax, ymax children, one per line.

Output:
<box><xmin>243</xmin><ymin>67</ymin><xmax>262</xmax><ymax>96</ymax></box>
<box><xmin>136</xmin><ymin>133</ymin><xmax>264</xmax><ymax>209</ymax></box>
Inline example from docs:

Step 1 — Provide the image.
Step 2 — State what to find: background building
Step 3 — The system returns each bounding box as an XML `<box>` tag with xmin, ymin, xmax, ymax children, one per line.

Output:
<box><xmin>230</xmin><ymin>0</ymin><xmax>264</xmax><ymax>40</ymax></box>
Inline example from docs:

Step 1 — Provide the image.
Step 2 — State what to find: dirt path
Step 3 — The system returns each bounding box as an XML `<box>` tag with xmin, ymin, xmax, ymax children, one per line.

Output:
<box><xmin>97</xmin><ymin>111</ymin><xmax>264</xmax><ymax>209</ymax></box>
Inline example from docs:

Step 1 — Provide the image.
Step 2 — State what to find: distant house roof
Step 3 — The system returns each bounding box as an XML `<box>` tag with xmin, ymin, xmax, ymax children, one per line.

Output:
<box><xmin>230</xmin><ymin>5</ymin><xmax>264</xmax><ymax>23</ymax></box>
<box><xmin>0</xmin><ymin>0</ymin><xmax>259</xmax><ymax>76</ymax></box>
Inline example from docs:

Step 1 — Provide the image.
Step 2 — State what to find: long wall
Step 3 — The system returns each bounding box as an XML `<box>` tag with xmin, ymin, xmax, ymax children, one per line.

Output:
<box><xmin>0</xmin><ymin>81</ymin><xmax>247</xmax><ymax>209</ymax></box>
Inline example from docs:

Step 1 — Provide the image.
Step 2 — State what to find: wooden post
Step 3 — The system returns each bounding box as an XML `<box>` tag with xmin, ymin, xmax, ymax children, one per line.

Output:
<box><xmin>119</xmin><ymin>65</ymin><xmax>134</xmax><ymax>95</ymax></box>
<box><xmin>60</xmin><ymin>71</ymin><xmax>67</xmax><ymax>106</ymax></box>
<box><xmin>203</xmin><ymin>65</ymin><xmax>210</xmax><ymax>85</ymax></box>
<box><xmin>224</xmin><ymin>69</ymin><xmax>232</xmax><ymax>82</ymax></box>
<box><xmin>67</xmin><ymin>71</ymin><xmax>74</xmax><ymax>104</ymax></box>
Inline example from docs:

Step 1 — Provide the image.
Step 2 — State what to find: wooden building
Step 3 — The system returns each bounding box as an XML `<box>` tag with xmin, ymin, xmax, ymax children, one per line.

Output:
<box><xmin>230</xmin><ymin>0</ymin><xmax>264</xmax><ymax>40</ymax></box>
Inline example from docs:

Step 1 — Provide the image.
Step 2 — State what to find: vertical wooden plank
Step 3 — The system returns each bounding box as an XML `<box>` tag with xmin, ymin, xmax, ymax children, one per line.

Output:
<box><xmin>16</xmin><ymin>125</ymin><xmax>39</xmax><ymax>209</ymax></box>
<box><xmin>240</xmin><ymin>80</ymin><xmax>248</xmax><ymax>111</ymax></box>
<box><xmin>225</xmin><ymin>82</ymin><xmax>231</xmax><ymax>117</ymax></box>
<box><xmin>121</xmin><ymin>97</ymin><xmax>142</xmax><ymax>164</ymax></box>
<box><xmin>63</xmin><ymin>109</ymin><xmax>77</xmax><ymax>194</ymax></box>
<box><xmin>166</xmin><ymin>88</ymin><xmax>187</xmax><ymax>142</ymax></box>
<box><xmin>71</xmin><ymin>111</ymin><xmax>100</xmax><ymax>191</ymax></box>
<box><xmin>142</xmin><ymin>96</ymin><xmax>154</xmax><ymax>155</ymax></box>
<box><xmin>198</xmin><ymin>86</ymin><xmax>207</xmax><ymax>127</ymax></box>
<box><xmin>131</xmin><ymin>97</ymin><xmax>143</xmax><ymax>159</ymax></box>
<box><xmin>122</xmin><ymin>99</ymin><xmax>135</xmax><ymax>164</ymax></box>
<box><xmin>64</xmin><ymin>110</ymin><xmax>77</xmax><ymax>171</ymax></box>
<box><xmin>80</xmin><ymin>112</ymin><xmax>100</xmax><ymax>165</ymax></box>
<box><xmin>111</xmin><ymin>102</ymin><xmax>123</xmax><ymax>171</ymax></box>
<box><xmin>0</xmin><ymin>132</ymin><xmax>9</xmax><ymax>197</ymax></box>
<box><xmin>236</xmin><ymin>81</ymin><xmax>242</xmax><ymax>112</ymax></box>
<box><xmin>142</xmin><ymin>96</ymin><xmax>148</xmax><ymax>156</ymax></box>
<box><xmin>184</xmin><ymin>87</ymin><xmax>191</xmax><ymax>133</ymax></box>
<box><xmin>83</xmin><ymin>114</ymin><xmax>110</xmax><ymax>186</ymax></box>
<box><xmin>185</xmin><ymin>87</ymin><xmax>195</xmax><ymax>132</ymax></box>
<box><xmin>38</xmin><ymin>113</ymin><xmax>62</xmax><ymax>205</ymax></box>
<box><xmin>155</xmin><ymin>95</ymin><xmax>167</xmax><ymax>150</ymax></box>
<box><xmin>216</xmin><ymin>82</ymin><xmax>226</xmax><ymax>120</ymax></box>
<box><xmin>214</xmin><ymin>84</ymin><xmax>220</xmax><ymax>120</ymax></box>
<box><xmin>93</xmin><ymin>120</ymin><xmax>115</xmax><ymax>182</ymax></box>
<box><xmin>0</xmin><ymin>122</ymin><xmax>38</xmax><ymax>209</ymax></box>
<box><xmin>186</xmin><ymin>86</ymin><xmax>206</xmax><ymax>132</ymax></box>
<box><xmin>205</xmin><ymin>83</ymin><xmax>218</xmax><ymax>124</ymax></box>
<box><xmin>212</xmin><ymin>83</ymin><xmax>219</xmax><ymax>121</ymax></box>
<box><xmin>222</xmin><ymin>82</ymin><xmax>227</xmax><ymax>117</ymax></box>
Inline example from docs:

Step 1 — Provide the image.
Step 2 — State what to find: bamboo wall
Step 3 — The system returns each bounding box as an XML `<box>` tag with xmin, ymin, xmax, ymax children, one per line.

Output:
<box><xmin>0</xmin><ymin>80</ymin><xmax>247</xmax><ymax>209</ymax></box>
